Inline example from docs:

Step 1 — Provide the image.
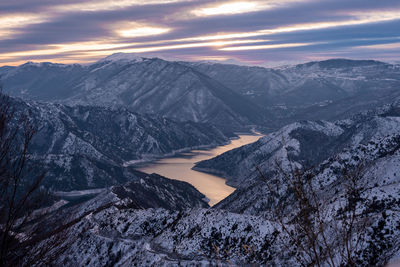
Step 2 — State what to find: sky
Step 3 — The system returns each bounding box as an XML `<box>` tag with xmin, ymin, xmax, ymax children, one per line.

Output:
<box><xmin>1</xmin><ymin>0</ymin><xmax>400</xmax><ymax>67</ymax></box>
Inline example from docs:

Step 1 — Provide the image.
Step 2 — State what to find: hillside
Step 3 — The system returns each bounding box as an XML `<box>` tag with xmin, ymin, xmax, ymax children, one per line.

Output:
<box><xmin>9</xmin><ymin>97</ymin><xmax>231</xmax><ymax>191</ymax></box>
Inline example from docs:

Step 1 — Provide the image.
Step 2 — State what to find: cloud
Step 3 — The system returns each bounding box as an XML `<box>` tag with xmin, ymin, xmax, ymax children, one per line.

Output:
<box><xmin>1</xmin><ymin>0</ymin><xmax>400</xmax><ymax>66</ymax></box>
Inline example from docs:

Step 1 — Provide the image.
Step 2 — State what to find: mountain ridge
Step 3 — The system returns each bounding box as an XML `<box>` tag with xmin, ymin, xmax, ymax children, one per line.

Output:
<box><xmin>3</xmin><ymin>54</ymin><xmax>400</xmax><ymax>132</ymax></box>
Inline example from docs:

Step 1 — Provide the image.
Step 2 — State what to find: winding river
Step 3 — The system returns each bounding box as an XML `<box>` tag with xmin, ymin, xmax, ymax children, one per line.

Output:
<box><xmin>135</xmin><ymin>134</ymin><xmax>262</xmax><ymax>206</ymax></box>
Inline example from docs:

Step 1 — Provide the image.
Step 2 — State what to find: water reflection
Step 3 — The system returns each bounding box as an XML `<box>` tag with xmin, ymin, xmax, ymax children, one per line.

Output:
<box><xmin>135</xmin><ymin>134</ymin><xmax>262</xmax><ymax>206</ymax></box>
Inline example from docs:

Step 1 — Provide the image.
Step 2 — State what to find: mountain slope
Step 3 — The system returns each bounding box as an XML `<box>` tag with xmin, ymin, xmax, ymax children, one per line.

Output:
<box><xmin>194</xmin><ymin>120</ymin><xmax>346</xmax><ymax>187</ymax></box>
<box><xmin>12</xmin><ymin>98</ymin><xmax>230</xmax><ymax>163</ymax></box>
<box><xmin>188</xmin><ymin>59</ymin><xmax>400</xmax><ymax>124</ymax></box>
<box><xmin>2</xmin><ymin>56</ymin><xmax>268</xmax><ymax>130</ymax></box>
<box><xmin>12</xmin><ymin>102</ymin><xmax>400</xmax><ymax>267</ymax></box>
<box><xmin>9</xmin><ymin>96</ymin><xmax>232</xmax><ymax>191</ymax></box>
<box><xmin>193</xmin><ymin>102</ymin><xmax>400</xmax><ymax>216</ymax></box>
<box><xmin>23</xmin><ymin>157</ymin><xmax>400</xmax><ymax>266</ymax></box>
<box><xmin>3</xmin><ymin>56</ymin><xmax>400</xmax><ymax>130</ymax></box>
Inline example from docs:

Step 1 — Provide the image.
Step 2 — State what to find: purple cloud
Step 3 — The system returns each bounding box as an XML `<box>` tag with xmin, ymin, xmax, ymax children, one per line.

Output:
<box><xmin>1</xmin><ymin>0</ymin><xmax>400</xmax><ymax>66</ymax></box>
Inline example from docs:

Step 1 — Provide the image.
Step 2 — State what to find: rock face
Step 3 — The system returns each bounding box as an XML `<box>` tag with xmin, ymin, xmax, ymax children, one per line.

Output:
<box><xmin>9</xmin><ymin>97</ymin><xmax>231</xmax><ymax>191</ymax></box>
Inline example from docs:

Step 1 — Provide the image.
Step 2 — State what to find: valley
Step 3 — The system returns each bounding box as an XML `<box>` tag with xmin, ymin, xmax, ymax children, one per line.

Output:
<box><xmin>2</xmin><ymin>0</ymin><xmax>400</xmax><ymax>265</ymax></box>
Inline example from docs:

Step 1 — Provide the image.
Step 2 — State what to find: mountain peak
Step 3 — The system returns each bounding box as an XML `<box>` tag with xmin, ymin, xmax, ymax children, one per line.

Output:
<box><xmin>99</xmin><ymin>52</ymin><xmax>144</xmax><ymax>63</ymax></box>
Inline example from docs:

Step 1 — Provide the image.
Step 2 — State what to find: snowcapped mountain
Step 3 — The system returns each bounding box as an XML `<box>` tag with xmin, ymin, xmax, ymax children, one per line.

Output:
<box><xmin>193</xmin><ymin>102</ymin><xmax>400</xmax><ymax>217</ymax></box>
<box><xmin>194</xmin><ymin>102</ymin><xmax>400</xmax><ymax>187</ymax></box>
<box><xmin>194</xmin><ymin>119</ymin><xmax>345</xmax><ymax>187</ymax></box>
<box><xmin>98</xmin><ymin>52</ymin><xmax>144</xmax><ymax>63</ymax></box>
<box><xmin>186</xmin><ymin>58</ymin><xmax>400</xmax><ymax>123</ymax></box>
<box><xmin>1</xmin><ymin>56</ymin><xmax>268</xmax><ymax>131</ymax></box>
<box><xmin>188</xmin><ymin>58</ymin><xmax>398</xmax><ymax>103</ymax></box>
<box><xmin>3</xmin><ymin>55</ymin><xmax>400</xmax><ymax>266</ymax></box>
<box><xmin>23</xmin><ymin>158</ymin><xmax>400</xmax><ymax>266</ymax></box>
<box><xmin>4</xmin><ymin>54</ymin><xmax>399</xmax><ymax>131</ymax></box>
<box><xmin>9</xmin><ymin>97</ymin><xmax>231</xmax><ymax>191</ymax></box>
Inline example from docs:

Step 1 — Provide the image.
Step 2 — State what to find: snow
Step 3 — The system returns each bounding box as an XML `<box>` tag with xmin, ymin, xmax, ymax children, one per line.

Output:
<box><xmin>99</xmin><ymin>52</ymin><xmax>144</xmax><ymax>63</ymax></box>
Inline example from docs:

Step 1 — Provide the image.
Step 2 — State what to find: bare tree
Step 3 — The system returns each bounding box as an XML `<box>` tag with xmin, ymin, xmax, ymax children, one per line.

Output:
<box><xmin>0</xmin><ymin>91</ymin><xmax>46</xmax><ymax>266</ymax></box>
<box><xmin>256</xmin><ymin>158</ymin><xmax>370</xmax><ymax>267</ymax></box>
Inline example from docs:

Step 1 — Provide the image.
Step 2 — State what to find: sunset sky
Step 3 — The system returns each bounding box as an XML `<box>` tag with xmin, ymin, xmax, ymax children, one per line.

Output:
<box><xmin>1</xmin><ymin>0</ymin><xmax>400</xmax><ymax>66</ymax></box>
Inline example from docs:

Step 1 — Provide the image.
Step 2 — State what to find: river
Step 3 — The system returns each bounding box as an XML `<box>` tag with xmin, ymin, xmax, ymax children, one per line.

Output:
<box><xmin>135</xmin><ymin>134</ymin><xmax>262</xmax><ymax>206</ymax></box>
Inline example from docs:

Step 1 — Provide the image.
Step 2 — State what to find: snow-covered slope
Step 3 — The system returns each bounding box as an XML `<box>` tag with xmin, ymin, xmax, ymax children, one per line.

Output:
<box><xmin>195</xmin><ymin>102</ymin><xmax>400</xmax><ymax>187</ymax></box>
<box><xmin>12</xmin><ymin>104</ymin><xmax>400</xmax><ymax>267</ymax></box>
<box><xmin>24</xmin><ymin>155</ymin><xmax>400</xmax><ymax>266</ymax></box>
<box><xmin>2</xmin><ymin>56</ymin><xmax>267</xmax><ymax>131</ymax></box>
<box><xmin>187</xmin><ymin>58</ymin><xmax>400</xmax><ymax>124</ymax></box>
<box><xmin>192</xmin><ymin>103</ymin><xmax>400</xmax><ymax>226</ymax></box>
<box><xmin>194</xmin><ymin>120</ymin><xmax>345</xmax><ymax>187</ymax></box>
<box><xmin>9</xmin><ymin>97</ymin><xmax>232</xmax><ymax>191</ymax></box>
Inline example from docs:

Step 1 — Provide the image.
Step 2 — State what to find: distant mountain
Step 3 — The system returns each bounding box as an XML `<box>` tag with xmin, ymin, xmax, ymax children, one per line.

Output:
<box><xmin>1</xmin><ymin>56</ymin><xmax>268</xmax><ymax>131</ymax></box>
<box><xmin>187</xmin><ymin>58</ymin><xmax>400</xmax><ymax>124</ymax></box>
<box><xmin>4</xmin><ymin>55</ymin><xmax>399</xmax><ymax>131</ymax></box>
<box><xmin>300</xmin><ymin>58</ymin><xmax>387</xmax><ymax>69</ymax></box>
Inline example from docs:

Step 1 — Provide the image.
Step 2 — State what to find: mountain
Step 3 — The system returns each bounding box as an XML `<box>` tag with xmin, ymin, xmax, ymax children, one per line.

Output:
<box><xmin>195</xmin><ymin>102</ymin><xmax>400</xmax><ymax>187</ymax></box>
<box><xmin>187</xmin><ymin>58</ymin><xmax>400</xmax><ymax>124</ymax></box>
<box><xmin>1</xmin><ymin>55</ymin><xmax>268</xmax><ymax>131</ymax></box>
<box><xmin>188</xmin><ymin>58</ymin><xmax>397</xmax><ymax>104</ymax></box>
<box><xmin>22</xmin><ymin>145</ymin><xmax>400</xmax><ymax>267</ymax></box>
<box><xmin>8</xmin><ymin>94</ymin><xmax>400</xmax><ymax>266</ymax></box>
<box><xmin>61</xmin><ymin>171</ymin><xmax>210</xmax><ymax>212</ymax></box>
<box><xmin>0</xmin><ymin>62</ymin><xmax>85</xmax><ymax>100</ymax></box>
<box><xmin>9</xmin><ymin>97</ymin><xmax>232</xmax><ymax>191</ymax></box>
<box><xmin>194</xmin><ymin>120</ymin><xmax>345</xmax><ymax>187</ymax></box>
<box><xmin>23</xmin><ymin>206</ymin><xmax>280</xmax><ymax>266</ymax></box>
<box><xmin>194</xmin><ymin>102</ymin><xmax>400</xmax><ymax>216</ymax></box>
<box><xmin>3</xmin><ymin>55</ymin><xmax>400</xmax><ymax>130</ymax></box>
<box><xmin>16</xmin><ymin>98</ymin><xmax>231</xmax><ymax>161</ymax></box>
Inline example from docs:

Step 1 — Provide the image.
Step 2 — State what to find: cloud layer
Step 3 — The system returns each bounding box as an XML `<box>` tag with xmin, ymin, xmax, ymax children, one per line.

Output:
<box><xmin>1</xmin><ymin>0</ymin><xmax>400</xmax><ymax>66</ymax></box>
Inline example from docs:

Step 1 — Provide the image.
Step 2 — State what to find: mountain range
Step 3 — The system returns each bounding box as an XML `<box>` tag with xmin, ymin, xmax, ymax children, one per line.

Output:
<box><xmin>2</xmin><ymin>54</ymin><xmax>400</xmax><ymax>266</ymax></box>
<box><xmin>2</xmin><ymin>54</ymin><xmax>400</xmax><ymax>130</ymax></box>
<box><xmin>15</xmin><ymin>99</ymin><xmax>400</xmax><ymax>266</ymax></box>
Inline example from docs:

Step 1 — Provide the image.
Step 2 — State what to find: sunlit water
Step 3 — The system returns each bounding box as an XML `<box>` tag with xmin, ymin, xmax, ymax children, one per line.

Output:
<box><xmin>135</xmin><ymin>134</ymin><xmax>263</xmax><ymax>206</ymax></box>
